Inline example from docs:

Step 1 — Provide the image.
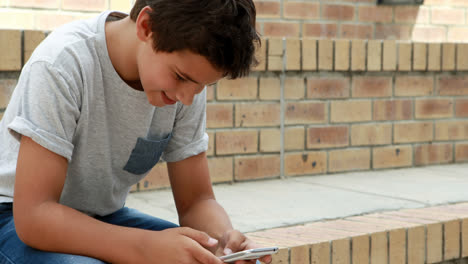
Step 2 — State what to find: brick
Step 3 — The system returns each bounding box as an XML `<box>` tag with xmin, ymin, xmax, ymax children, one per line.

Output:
<box><xmin>285</xmin><ymin>77</ymin><xmax>305</xmax><ymax>100</ymax></box>
<box><xmin>329</xmin><ymin>148</ymin><xmax>370</xmax><ymax>173</ymax></box>
<box><xmin>318</xmin><ymin>39</ymin><xmax>333</xmax><ymax>71</ymax></box>
<box><xmin>413</xmin><ymin>43</ymin><xmax>427</xmax><ymax>71</ymax></box>
<box><xmin>307</xmin><ymin>77</ymin><xmax>350</xmax><ymax>99</ymax></box>
<box><xmin>398</xmin><ymin>42</ymin><xmax>412</xmax><ymax>71</ymax></box>
<box><xmin>110</xmin><ymin>0</ymin><xmax>131</xmax><ymax>11</ymax></box>
<box><xmin>311</xmin><ymin>242</ymin><xmax>330</xmax><ymax>264</ymax></box>
<box><xmin>35</xmin><ymin>13</ymin><xmax>78</xmax><ymax>31</ymax></box>
<box><xmin>457</xmin><ymin>43</ymin><xmax>468</xmax><ymax>71</ymax></box>
<box><xmin>395</xmin><ymin>6</ymin><xmax>430</xmax><ymax>24</ymax></box>
<box><xmin>389</xmin><ymin>229</ymin><xmax>406</xmax><ymax>264</ymax></box>
<box><xmin>341</xmin><ymin>24</ymin><xmax>373</xmax><ymax>40</ymax></box>
<box><xmin>141</xmin><ymin>162</ymin><xmax>169</xmax><ymax>190</ymax></box>
<box><xmin>367</xmin><ymin>40</ymin><xmax>382</xmax><ymax>71</ymax></box>
<box><xmin>352</xmin><ymin>235</ymin><xmax>369</xmax><ymax>264</ymax></box>
<box><xmin>352</xmin><ymin>76</ymin><xmax>392</xmax><ymax>98</ymax></box>
<box><xmin>456</xmin><ymin>143</ymin><xmax>468</xmax><ymax>162</ymax></box>
<box><xmin>207</xmin><ymin>131</ymin><xmax>214</xmax><ymax>156</ymax></box>
<box><xmin>448</xmin><ymin>27</ymin><xmax>468</xmax><ymax>43</ymax></box>
<box><xmin>285</xmin><ymin>126</ymin><xmax>305</xmax><ymax>151</ymax></box>
<box><xmin>427</xmin><ymin>223</ymin><xmax>443</xmax><ymax>263</ymax></box>
<box><xmin>331</xmin><ymin>100</ymin><xmax>372</xmax><ymax>123</ymax></box>
<box><xmin>208</xmin><ymin>157</ymin><xmax>233</xmax><ymax>183</ymax></box>
<box><xmin>415</xmin><ymin>143</ymin><xmax>453</xmax><ymax>166</ymax></box>
<box><xmin>394</xmin><ymin>122</ymin><xmax>433</xmax><ymax>144</ymax></box>
<box><xmin>332</xmin><ymin>238</ymin><xmax>350</xmax><ymax>264</ymax></box>
<box><xmin>206</xmin><ymin>85</ymin><xmax>214</xmax><ymax>101</ymax></box>
<box><xmin>304</xmin><ymin>23</ymin><xmax>338</xmax><ymax>38</ymax></box>
<box><xmin>235</xmin><ymin>103</ymin><xmax>280</xmax><ymax>127</ymax></box>
<box><xmin>351</xmin><ymin>40</ymin><xmax>366</xmax><ymax>71</ymax></box>
<box><xmin>302</xmin><ymin>39</ymin><xmax>317</xmax><ymax>71</ymax></box>
<box><xmin>415</xmin><ymin>99</ymin><xmax>453</xmax><ymax>119</ymax></box>
<box><xmin>206</xmin><ymin>103</ymin><xmax>233</xmax><ymax>128</ymax></box>
<box><xmin>359</xmin><ymin>6</ymin><xmax>393</xmax><ymax>23</ymax></box>
<box><xmin>442</xmin><ymin>43</ymin><xmax>456</xmax><ymax>71</ymax></box>
<box><xmin>255</xmin><ymin>1</ymin><xmax>281</xmax><ymax>18</ymax></box>
<box><xmin>271</xmin><ymin>248</ymin><xmax>289</xmax><ymax>264</ymax></box>
<box><xmin>411</xmin><ymin>26</ymin><xmax>446</xmax><ymax>42</ymax></box>
<box><xmin>260</xmin><ymin>129</ymin><xmax>280</xmax><ymax>152</ymax></box>
<box><xmin>235</xmin><ymin>155</ymin><xmax>280</xmax><ymax>181</ymax></box>
<box><xmin>268</xmin><ymin>38</ymin><xmax>283</xmax><ymax>71</ymax></box>
<box><xmin>62</xmin><ymin>0</ymin><xmax>106</xmax><ymax>11</ymax></box>
<box><xmin>335</xmin><ymin>40</ymin><xmax>350</xmax><ymax>71</ymax></box>
<box><xmin>0</xmin><ymin>11</ymin><xmax>35</xmax><ymax>30</ymax></box>
<box><xmin>129</xmin><ymin>183</ymin><xmax>138</xmax><ymax>192</ymax></box>
<box><xmin>284</xmin><ymin>2</ymin><xmax>319</xmax><ymax>19</ymax></box>
<box><xmin>431</xmin><ymin>8</ymin><xmax>465</xmax><ymax>25</ymax></box>
<box><xmin>370</xmin><ymin>232</ymin><xmax>388</xmax><ymax>264</ymax></box>
<box><xmin>308</xmin><ymin>126</ymin><xmax>349</xmax><ymax>149</ymax></box>
<box><xmin>0</xmin><ymin>79</ymin><xmax>17</xmax><ymax>109</ymax></box>
<box><xmin>395</xmin><ymin>76</ymin><xmax>433</xmax><ymax>97</ymax></box>
<box><xmin>373</xmin><ymin>145</ymin><xmax>413</xmax><ymax>169</ymax></box>
<box><xmin>217</xmin><ymin>77</ymin><xmax>257</xmax><ymax>100</ymax></box>
<box><xmin>0</xmin><ymin>30</ymin><xmax>21</xmax><ymax>71</ymax></box>
<box><xmin>435</xmin><ymin>121</ymin><xmax>468</xmax><ymax>140</ymax></box>
<box><xmin>456</xmin><ymin>99</ymin><xmax>468</xmax><ymax>117</ymax></box>
<box><xmin>373</xmin><ymin>99</ymin><xmax>412</xmax><ymax>121</ymax></box>
<box><xmin>463</xmin><ymin>218</ymin><xmax>468</xmax><ymax>257</ymax></box>
<box><xmin>290</xmin><ymin>245</ymin><xmax>309</xmax><ymax>264</ymax></box>
<box><xmin>438</xmin><ymin>76</ymin><xmax>468</xmax><ymax>95</ymax></box>
<box><xmin>10</xmin><ymin>0</ymin><xmax>58</xmax><ymax>8</ymax></box>
<box><xmin>285</xmin><ymin>152</ymin><xmax>327</xmax><ymax>176</ymax></box>
<box><xmin>286</xmin><ymin>102</ymin><xmax>327</xmax><ymax>125</ymax></box>
<box><xmin>216</xmin><ymin>131</ymin><xmax>257</xmax><ymax>155</ymax></box>
<box><xmin>264</xmin><ymin>22</ymin><xmax>300</xmax><ymax>37</ymax></box>
<box><xmin>383</xmin><ymin>40</ymin><xmax>397</xmax><ymax>71</ymax></box>
<box><xmin>286</xmin><ymin>38</ymin><xmax>301</xmax><ymax>71</ymax></box>
<box><xmin>444</xmin><ymin>220</ymin><xmax>461</xmax><ymax>260</ymax></box>
<box><xmin>375</xmin><ymin>24</ymin><xmax>412</xmax><ymax>40</ymax></box>
<box><xmin>253</xmin><ymin>38</ymin><xmax>267</xmax><ymax>71</ymax></box>
<box><xmin>351</xmin><ymin>124</ymin><xmax>391</xmax><ymax>146</ymax></box>
<box><xmin>259</xmin><ymin>77</ymin><xmax>280</xmax><ymax>100</ymax></box>
<box><xmin>428</xmin><ymin>43</ymin><xmax>442</xmax><ymax>71</ymax></box>
<box><xmin>408</xmin><ymin>226</ymin><xmax>425</xmax><ymax>264</ymax></box>
<box><xmin>322</xmin><ymin>4</ymin><xmax>355</xmax><ymax>21</ymax></box>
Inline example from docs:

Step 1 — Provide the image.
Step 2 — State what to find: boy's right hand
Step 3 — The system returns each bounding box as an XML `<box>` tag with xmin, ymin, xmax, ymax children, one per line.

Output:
<box><xmin>136</xmin><ymin>227</ymin><xmax>223</xmax><ymax>264</ymax></box>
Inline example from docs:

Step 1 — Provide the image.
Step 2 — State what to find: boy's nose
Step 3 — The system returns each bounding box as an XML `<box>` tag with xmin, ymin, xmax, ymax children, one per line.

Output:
<box><xmin>175</xmin><ymin>84</ymin><xmax>204</xmax><ymax>106</ymax></box>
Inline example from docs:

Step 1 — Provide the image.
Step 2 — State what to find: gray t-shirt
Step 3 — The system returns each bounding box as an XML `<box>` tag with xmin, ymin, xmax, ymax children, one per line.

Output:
<box><xmin>0</xmin><ymin>11</ymin><xmax>208</xmax><ymax>216</ymax></box>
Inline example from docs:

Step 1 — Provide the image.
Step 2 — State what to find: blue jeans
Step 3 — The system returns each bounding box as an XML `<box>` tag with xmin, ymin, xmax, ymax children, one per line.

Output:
<box><xmin>0</xmin><ymin>203</ymin><xmax>178</xmax><ymax>264</ymax></box>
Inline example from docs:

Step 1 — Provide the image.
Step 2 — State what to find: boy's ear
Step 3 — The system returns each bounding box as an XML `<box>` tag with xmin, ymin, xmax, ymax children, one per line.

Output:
<box><xmin>135</xmin><ymin>6</ymin><xmax>153</xmax><ymax>42</ymax></box>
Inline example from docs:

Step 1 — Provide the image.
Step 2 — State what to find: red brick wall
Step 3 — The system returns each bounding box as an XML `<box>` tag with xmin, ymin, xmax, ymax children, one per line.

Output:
<box><xmin>1</xmin><ymin>0</ymin><xmax>468</xmax><ymax>43</ymax></box>
<box><xmin>1</xmin><ymin>31</ymin><xmax>468</xmax><ymax>192</ymax></box>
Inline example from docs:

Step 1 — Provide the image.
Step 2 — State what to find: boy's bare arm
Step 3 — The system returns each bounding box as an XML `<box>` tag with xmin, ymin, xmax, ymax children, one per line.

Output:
<box><xmin>14</xmin><ymin>136</ymin><xmax>222</xmax><ymax>264</ymax></box>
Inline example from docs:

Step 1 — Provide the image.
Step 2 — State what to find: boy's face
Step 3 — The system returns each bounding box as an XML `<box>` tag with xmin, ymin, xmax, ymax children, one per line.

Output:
<box><xmin>136</xmin><ymin>43</ymin><xmax>223</xmax><ymax>107</ymax></box>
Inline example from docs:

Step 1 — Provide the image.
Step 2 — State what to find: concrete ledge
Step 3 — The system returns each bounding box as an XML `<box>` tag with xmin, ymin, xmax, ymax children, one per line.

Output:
<box><xmin>248</xmin><ymin>203</ymin><xmax>468</xmax><ymax>264</ymax></box>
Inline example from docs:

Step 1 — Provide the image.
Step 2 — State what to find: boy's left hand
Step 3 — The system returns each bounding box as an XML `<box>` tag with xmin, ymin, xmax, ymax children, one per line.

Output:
<box><xmin>216</xmin><ymin>229</ymin><xmax>273</xmax><ymax>264</ymax></box>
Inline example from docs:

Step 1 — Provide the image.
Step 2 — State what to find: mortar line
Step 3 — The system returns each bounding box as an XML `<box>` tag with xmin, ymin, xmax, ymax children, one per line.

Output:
<box><xmin>280</xmin><ymin>37</ymin><xmax>286</xmax><ymax>179</ymax></box>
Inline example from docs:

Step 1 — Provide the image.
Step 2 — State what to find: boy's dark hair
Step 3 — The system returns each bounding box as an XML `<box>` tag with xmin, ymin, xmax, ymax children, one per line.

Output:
<box><xmin>130</xmin><ymin>0</ymin><xmax>260</xmax><ymax>79</ymax></box>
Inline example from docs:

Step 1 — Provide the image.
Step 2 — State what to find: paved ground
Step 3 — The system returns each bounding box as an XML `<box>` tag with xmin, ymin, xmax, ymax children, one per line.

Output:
<box><xmin>126</xmin><ymin>163</ymin><xmax>468</xmax><ymax>233</ymax></box>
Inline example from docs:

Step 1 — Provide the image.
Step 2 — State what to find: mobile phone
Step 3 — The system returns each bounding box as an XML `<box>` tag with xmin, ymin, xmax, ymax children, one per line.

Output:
<box><xmin>219</xmin><ymin>247</ymin><xmax>279</xmax><ymax>263</ymax></box>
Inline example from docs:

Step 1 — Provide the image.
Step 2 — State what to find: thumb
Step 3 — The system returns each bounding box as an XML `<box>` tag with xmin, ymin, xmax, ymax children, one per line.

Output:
<box><xmin>179</xmin><ymin>227</ymin><xmax>219</xmax><ymax>248</ymax></box>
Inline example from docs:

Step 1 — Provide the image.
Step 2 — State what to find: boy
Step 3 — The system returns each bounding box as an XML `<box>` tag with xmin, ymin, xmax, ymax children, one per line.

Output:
<box><xmin>0</xmin><ymin>0</ymin><xmax>271</xmax><ymax>263</ymax></box>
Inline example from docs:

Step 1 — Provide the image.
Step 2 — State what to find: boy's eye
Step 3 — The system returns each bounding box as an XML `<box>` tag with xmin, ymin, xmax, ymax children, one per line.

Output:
<box><xmin>175</xmin><ymin>73</ymin><xmax>186</xmax><ymax>82</ymax></box>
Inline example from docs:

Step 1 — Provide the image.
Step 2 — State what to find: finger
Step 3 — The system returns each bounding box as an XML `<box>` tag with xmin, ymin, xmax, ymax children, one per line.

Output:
<box><xmin>260</xmin><ymin>255</ymin><xmax>272</xmax><ymax>264</ymax></box>
<box><xmin>179</xmin><ymin>227</ymin><xmax>219</xmax><ymax>248</ymax></box>
<box><xmin>191</xmin><ymin>242</ymin><xmax>223</xmax><ymax>264</ymax></box>
<box><xmin>223</xmin><ymin>230</ymin><xmax>246</xmax><ymax>252</ymax></box>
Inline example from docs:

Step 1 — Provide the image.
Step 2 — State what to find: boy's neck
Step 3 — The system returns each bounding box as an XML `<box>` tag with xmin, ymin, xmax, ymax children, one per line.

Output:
<box><xmin>105</xmin><ymin>16</ymin><xmax>141</xmax><ymax>88</ymax></box>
